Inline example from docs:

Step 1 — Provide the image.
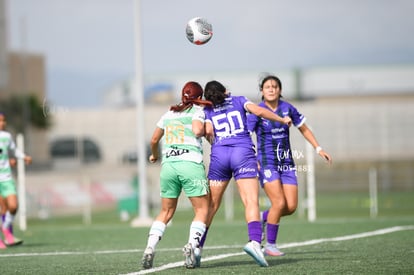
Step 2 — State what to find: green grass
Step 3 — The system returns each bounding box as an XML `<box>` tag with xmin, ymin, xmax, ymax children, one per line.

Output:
<box><xmin>315</xmin><ymin>191</ymin><xmax>414</xmax><ymax>217</ymax></box>
<box><xmin>1</xmin><ymin>191</ymin><xmax>414</xmax><ymax>274</ymax></box>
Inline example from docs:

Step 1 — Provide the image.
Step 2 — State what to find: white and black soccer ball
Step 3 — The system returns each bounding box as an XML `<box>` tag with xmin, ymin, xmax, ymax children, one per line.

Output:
<box><xmin>185</xmin><ymin>17</ymin><xmax>213</xmax><ymax>45</ymax></box>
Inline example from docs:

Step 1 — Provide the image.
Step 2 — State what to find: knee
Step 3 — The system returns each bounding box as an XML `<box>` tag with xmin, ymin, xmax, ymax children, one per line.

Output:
<box><xmin>7</xmin><ymin>207</ymin><xmax>18</xmax><ymax>215</ymax></box>
<box><xmin>283</xmin><ymin>205</ymin><xmax>297</xmax><ymax>216</ymax></box>
<box><xmin>5</xmin><ymin>202</ymin><xmax>18</xmax><ymax>215</ymax></box>
<box><xmin>271</xmin><ymin>199</ymin><xmax>286</xmax><ymax>211</ymax></box>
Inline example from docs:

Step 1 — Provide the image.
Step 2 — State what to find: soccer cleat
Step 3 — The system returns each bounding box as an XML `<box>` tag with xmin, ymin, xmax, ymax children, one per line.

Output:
<box><xmin>2</xmin><ymin>228</ymin><xmax>23</xmax><ymax>246</ymax></box>
<box><xmin>5</xmin><ymin>236</ymin><xmax>23</xmax><ymax>247</ymax></box>
<box><xmin>183</xmin><ymin>243</ymin><xmax>196</xmax><ymax>269</ymax></box>
<box><xmin>263</xmin><ymin>244</ymin><xmax>285</xmax><ymax>256</ymax></box>
<box><xmin>194</xmin><ymin>246</ymin><xmax>202</xmax><ymax>268</ymax></box>
<box><xmin>243</xmin><ymin>240</ymin><xmax>269</xmax><ymax>267</ymax></box>
<box><xmin>0</xmin><ymin>239</ymin><xmax>6</xmax><ymax>249</ymax></box>
<box><xmin>141</xmin><ymin>247</ymin><xmax>155</xmax><ymax>269</ymax></box>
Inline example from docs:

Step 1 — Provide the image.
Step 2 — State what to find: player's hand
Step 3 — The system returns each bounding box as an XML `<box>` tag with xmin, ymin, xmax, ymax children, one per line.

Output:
<box><xmin>24</xmin><ymin>156</ymin><xmax>32</xmax><ymax>165</ymax></box>
<box><xmin>319</xmin><ymin>150</ymin><xmax>332</xmax><ymax>165</ymax></box>
<box><xmin>9</xmin><ymin>158</ymin><xmax>17</xmax><ymax>167</ymax></box>
<box><xmin>282</xmin><ymin>116</ymin><xmax>292</xmax><ymax>126</ymax></box>
<box><xmin>149</xmin><ymin>155</ymin><xmax>158</xmax><ymax>163</ymax></box>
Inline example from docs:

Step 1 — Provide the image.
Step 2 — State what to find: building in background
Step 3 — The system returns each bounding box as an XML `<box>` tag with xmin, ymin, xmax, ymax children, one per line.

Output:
<box><xmin>103</xmin><ymin>79</ymin><xmax>175</xmax><ymax>107</ymax></box>
<box><xmin>0</xmin><ymin>0</ymin><xmax>49</xmax><ymax>167</ymax></box>
<box><xmin>5</xmin><ymin>52</ymin><xmax>46</xmax><ymax>99</ymax></box>
<box><xmin>103</xmin><ymin>65</ymin><xmax>414</xmax><ymax>107</ymax></box>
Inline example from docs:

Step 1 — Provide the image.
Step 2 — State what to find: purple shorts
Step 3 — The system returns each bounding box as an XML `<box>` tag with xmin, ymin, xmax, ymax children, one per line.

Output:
<box><xmin>258</xmin><ymin>164</ymin><xmax>298</xmax><ymax>188</ymax></box>
<box><xmin>208</xmin><ymin>146</ymin><xmax>258</xmax><ymax>181</ymax></box>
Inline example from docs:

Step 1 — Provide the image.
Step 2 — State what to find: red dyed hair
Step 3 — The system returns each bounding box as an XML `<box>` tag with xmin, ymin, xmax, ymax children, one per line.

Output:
<box><xmin>170</xmin><ymin>81</ymin><xmax>212</xmax><ymax>112</ymax></box>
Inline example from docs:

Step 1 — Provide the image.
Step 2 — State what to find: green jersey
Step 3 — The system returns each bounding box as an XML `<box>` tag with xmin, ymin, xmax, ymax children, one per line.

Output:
<box><xmin>156</xmin><ymin>105</ymin><xmax>205</xmax><ymax>164</ymax></box>
<box><xmin>0</xmin><ymin>131</ymin><xmax>25</xmax><ymax>182</ymax></box>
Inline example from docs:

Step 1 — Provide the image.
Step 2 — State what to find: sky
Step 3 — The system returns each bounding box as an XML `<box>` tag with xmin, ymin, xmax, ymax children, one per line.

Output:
<box><xmin>6</xmin><ymin>0</ymin><xmax>414</xmax><ymax>107</ymax></box>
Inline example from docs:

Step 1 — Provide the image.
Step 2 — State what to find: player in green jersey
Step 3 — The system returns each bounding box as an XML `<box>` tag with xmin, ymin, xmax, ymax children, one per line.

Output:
<box><xmin>141</xmin><ymin>82</ymin><xmax>212</xmax><ymax>269</ymax></box>
<box><xmin>0</xmin><ymin>112</ymin><xmax>32</xmax><ymax>249</ymax></box>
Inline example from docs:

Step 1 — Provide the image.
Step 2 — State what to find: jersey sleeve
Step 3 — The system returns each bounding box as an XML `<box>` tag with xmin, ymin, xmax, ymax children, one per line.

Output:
<box><xmin>241</xmin><ymin>96</ymin><xmax>253</xmax><ymax>113</ymax></box>
<box><xmin>192</xmin><ymin>106</ymin><xmax>205</xmax><ymax>123</ymax></box>
<box><xmin>289</xmin><ymin>103</ymin><xmax>306</xmax><ymax>127</ymax></box>
<box><xmin>156</xmin><ymin>112</ymin><xmax>166</xmax><ymax>129</ymax></box>
<box><xmin>7</xmin><ymin>133</ymin><xmax>26</xmax><ymax>159</ymax></box>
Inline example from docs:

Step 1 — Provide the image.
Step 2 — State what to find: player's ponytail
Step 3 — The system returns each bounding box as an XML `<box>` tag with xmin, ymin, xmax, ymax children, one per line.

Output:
<box><xmin>170</xmin><ymin>81</ymin><xmax>212</xmax><ymax>112</ymax></box>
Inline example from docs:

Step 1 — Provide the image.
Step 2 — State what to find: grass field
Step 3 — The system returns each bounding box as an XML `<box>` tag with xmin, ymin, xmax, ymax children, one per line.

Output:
<box><xmin>1</xmin><ymin>191</ymin><xmax>413</xmax><ymax>274</ymax></box>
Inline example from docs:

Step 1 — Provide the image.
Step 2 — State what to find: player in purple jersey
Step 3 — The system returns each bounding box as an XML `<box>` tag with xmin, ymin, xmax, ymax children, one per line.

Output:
<box><xmin>198</xmin><ymin>80</ymin><xmax>291</xmax><ymax>267</ymax></box>
<box><xmin>248</xmin><ymin>75</ymin><xmax>332</xmax><ymax>256</ymax></box>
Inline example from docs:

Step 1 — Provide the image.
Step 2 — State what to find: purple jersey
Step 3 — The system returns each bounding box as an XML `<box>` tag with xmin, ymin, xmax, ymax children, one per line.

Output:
<box><xmin>204</xmin><ymin>95</ymin><xmax>258</xmax><ymax>181</ymax></box>
<box><xmin>247</xmin><ymin>100</ymin><xmax>306</xmax><ymax>167</ymax></box>
<box><xmin>204</xmin><ymin>95</ymin><xmax>254</xmax><ymax>148</ymax></box>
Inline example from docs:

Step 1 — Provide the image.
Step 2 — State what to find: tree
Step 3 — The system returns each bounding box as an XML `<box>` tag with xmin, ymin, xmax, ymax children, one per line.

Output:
<box><xmin>0</xmin><ymin>94</ymin><xmax>51</xmax><ymax>133</ymax></box>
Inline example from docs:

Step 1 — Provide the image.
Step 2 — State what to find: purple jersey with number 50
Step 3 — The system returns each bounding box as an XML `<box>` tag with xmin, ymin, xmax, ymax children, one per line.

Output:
<box><xmin>204</xmin><ymin>95</ymin><xmax>258</xmax><ymax>180</ymax></box>
<box><xmin>204</xmin><ymin>95</ymin><xmax>253</xmax><ymax>148</ymax></box>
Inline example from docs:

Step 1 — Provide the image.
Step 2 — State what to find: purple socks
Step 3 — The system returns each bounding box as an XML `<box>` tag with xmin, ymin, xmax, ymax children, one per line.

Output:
<box><xmin>267</xmin><ymin>223</ymin><xmax>279</xmax><ymax>244</ymax></box>
<box><xmin>262</xmin><ymin>210</ymin><xmax>269</xmax><ymax>222</ymax></box>
<box><xmin>247</xmin><ymin>221</ymin><xmax>262</xmax><ymax>243</ymax></box>
<box><xmin>262</xmin><ymin>210</ymin><xmax>280</xmax><ymax>245</ymax></box>
<box><xmin>199</xmin><ymin>227</ymin><xmax>209</xmax><ymax>248</ymax></box>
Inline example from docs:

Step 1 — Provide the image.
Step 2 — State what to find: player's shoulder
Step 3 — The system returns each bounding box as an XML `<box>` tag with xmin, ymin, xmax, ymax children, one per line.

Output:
<box><xmin>279</xmin><ymin>99</ymin><xmax>297</xmax><ymax>110</ymax></box>
<box><xmin>232</xmin><ymin>95</ymin><xmax>249</xmax><ymax>100</ymax></box>
<box><xmin>159</xmin><ymin>109</ymin><xmax>179</xmax><ymax>122</ymax></box>
<box><xmin>230</xmin><ymin>95</ymin><xmax>252</xmax><ymax>107</ymax></box>
<box><xmin>279</xmin><ymin>99</ymin><xmax>291</xmax><ymax>106</ymax></box>
<box><xmin>191</xmin><ymin>105</ymin><xmax>204</xmax><ymax>112</ymax></box>
<box><xmin>0</xmin><ymin>130</ymin><xmax>12</xmax><ymax>138</ymax></box>
<box><xmin>161</xmin><ymin>109</ymin><xmax>173</xmax><ymax>117</ymax></box>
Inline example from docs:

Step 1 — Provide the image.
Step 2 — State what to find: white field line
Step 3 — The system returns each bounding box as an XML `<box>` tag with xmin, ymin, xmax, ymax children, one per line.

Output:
<box><xmin>0</xmin><ymin>225</ymin><xmax>412</xmax><ymax>272</ymax></box>
<box><xmin>122</xmin><ymin>225</ymin><xmax>414</xmax><ymax>275</ymax></box>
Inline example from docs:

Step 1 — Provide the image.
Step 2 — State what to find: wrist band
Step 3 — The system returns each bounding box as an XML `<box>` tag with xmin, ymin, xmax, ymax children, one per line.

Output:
<box><xmin>316</xmin><ymin>146</ymin><xmax>322</xmax><ymax>154</ymax></box>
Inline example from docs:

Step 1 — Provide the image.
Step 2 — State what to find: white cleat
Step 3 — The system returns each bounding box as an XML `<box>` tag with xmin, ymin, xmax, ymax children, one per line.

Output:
<box><xmin>243</xmin><ymin>241</ymin><xmax>269</xmax><ymax>267</ymax></box>
<box><xmin>141</xmin><ymin>247</ymin><xmax>154</xmax><ymax>269</ymax></box>
<box><xmin>183</xmin><ymin>243</ymin><xmax>196</xmax><ymax>269</ymax></box>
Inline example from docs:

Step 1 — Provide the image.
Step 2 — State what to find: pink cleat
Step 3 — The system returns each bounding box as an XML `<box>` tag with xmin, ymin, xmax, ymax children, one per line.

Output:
<box><xmin>263</xmin><ymin>244</ymin><xmax>285</xmax><ymax>256</ymax></box>
<box><xmin>2</xmin><ymin>228</ymin><xmax>23</xmax><ymax>246</ymax></box>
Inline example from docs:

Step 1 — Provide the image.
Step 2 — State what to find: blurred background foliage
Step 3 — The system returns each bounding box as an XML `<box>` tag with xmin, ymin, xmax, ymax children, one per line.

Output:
<box><xmin>0</xmin><ymin>93</ymin><xmax>51</xmax><ymax>133</ymax></box>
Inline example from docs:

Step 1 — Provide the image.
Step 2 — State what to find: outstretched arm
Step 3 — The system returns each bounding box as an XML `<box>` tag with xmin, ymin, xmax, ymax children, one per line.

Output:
<box><xmin>298</xmin><ymin>123</ymin><xmax>332</xmax><ymax>164</ymax></box>
<box><xmin>24</xmin><ymin>155</ymin><xmax>32</xmax><ymax>165</ymax></box>
<box><xmin>246</xmin><ymin>103</ymin><xmax>292</xmax><ymax>126</ymax></box>
<box><xmin>10</xmin><ymin>145</ymin><xmax>32</xmax><ymax>165</ymax></box>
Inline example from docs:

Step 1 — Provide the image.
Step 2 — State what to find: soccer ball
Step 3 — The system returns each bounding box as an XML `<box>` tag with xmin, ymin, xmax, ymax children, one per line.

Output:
<box><xmin>186</xmin><ymin>17</ymin><xmax>213</xmax><ymax>45</ymax></box>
